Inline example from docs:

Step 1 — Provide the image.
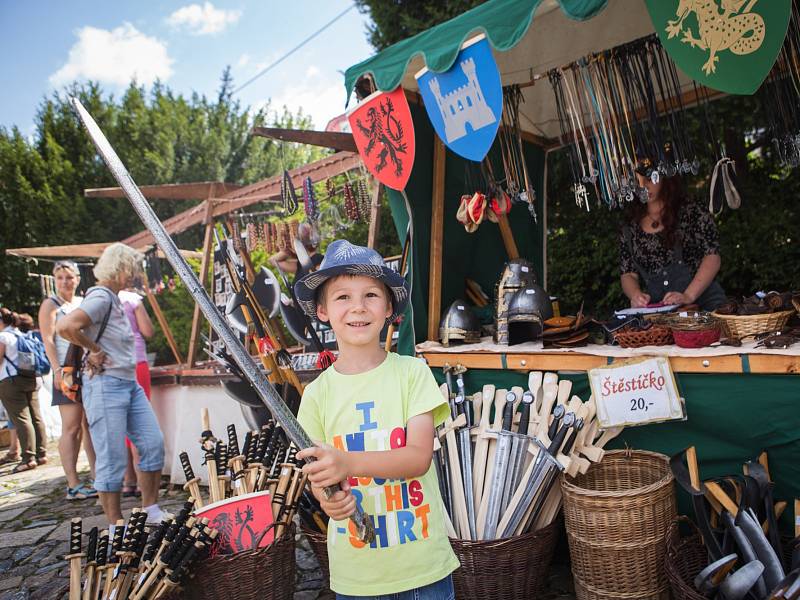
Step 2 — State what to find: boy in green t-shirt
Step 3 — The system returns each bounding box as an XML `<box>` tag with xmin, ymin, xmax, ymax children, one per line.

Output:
<box><xmin>294</xmin><ymin>240</ymin><xmax>459</xmax><ymax>599</ymax></box>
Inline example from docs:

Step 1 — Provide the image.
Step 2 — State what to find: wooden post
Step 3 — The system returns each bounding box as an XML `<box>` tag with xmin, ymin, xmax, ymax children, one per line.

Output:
<box><xmin>427</xmin><ymin>138</ymin><xmax>446</xmax><ymax>341</ymax></box>
<box><xmin>497</xmin><ymin>214</ymin><xmax>519</xmax><ymax>259</ymax></box>
<box><xmin>145</xmin><ymin>286</ymin><xmax>183</xmax><ymax>365</ymax></box>
<box><xmin>186</xmin><ymin>199</ymin><xmax>216</xmax><ymax>366</ymax></box>
<box><xmin>367</xmin><ymin>180</ymin><xmax>382</xmax><ymax>249</ymax></box>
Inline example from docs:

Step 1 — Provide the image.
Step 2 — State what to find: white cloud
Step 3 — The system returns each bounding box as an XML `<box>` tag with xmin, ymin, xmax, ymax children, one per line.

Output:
<box><xmin>50</xmin><ymin>23</ymin><xmax>173</xmax><ymax>87</ymax></box>
<box><xmin>166</xmin><ymin>2</ymin><xmax>241</xmax><ymax>35</ymax></box>
<box><xmin>262</xmin><ymin>70</ymin><xmax>348</xmax><ymax>129</ymax></box>
<box><xmin>237</xmin><ymin>53</ymin><xmax>250</xmax><ymax>68</ymax></box>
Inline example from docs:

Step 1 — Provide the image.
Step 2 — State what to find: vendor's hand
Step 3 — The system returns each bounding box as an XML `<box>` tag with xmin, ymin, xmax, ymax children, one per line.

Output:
<box><xmin>297</xmin><ymin>443</ymin><xmax>351</xmax><ymax>489</ymax></box>
<box><xmin>663</xmin><ymin>291</ymin><xmax>693</xmax><ymax>306</ymax></box>
<box><xmin>630</xmin><ymin>291</ymin><xmax>651</xmax><ymax>308</ymax></box>
<box><xmin>316</xmin><ymin>479</ymin><xmax>356</xmax><ymax>521</ymax></box>
<box><xmin>53</xmin><ymin>369</ymin><xmax>62</xmax><ymax>388</ymax></box>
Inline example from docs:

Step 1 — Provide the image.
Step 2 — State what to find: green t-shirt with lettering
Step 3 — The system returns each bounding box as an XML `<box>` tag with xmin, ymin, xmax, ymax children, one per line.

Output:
<box><xmin>297</xmin><ymin>352</ymin><xmax>459</xmax><ymax>595</ymax></box>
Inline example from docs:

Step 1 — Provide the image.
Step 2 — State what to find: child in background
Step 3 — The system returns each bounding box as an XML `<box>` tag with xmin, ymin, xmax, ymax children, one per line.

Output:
<box><xmin>295</xmin><ymin>240</ymin><xmax>458</xmax><ymax>599</ymax></box>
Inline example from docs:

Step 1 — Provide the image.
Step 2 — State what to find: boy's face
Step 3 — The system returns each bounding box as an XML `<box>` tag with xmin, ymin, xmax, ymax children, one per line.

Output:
<box><xmin>317</xmin><ymin>275</ymin><xmax>393</xmax><ymax>348</ymax></box>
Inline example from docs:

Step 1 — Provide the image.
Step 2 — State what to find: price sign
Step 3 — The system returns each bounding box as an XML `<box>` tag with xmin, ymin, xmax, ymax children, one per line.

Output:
<box><xmin>588</xmin><ymin>357</ymin><xmax>686</xmax><ymax>428</ymax></box>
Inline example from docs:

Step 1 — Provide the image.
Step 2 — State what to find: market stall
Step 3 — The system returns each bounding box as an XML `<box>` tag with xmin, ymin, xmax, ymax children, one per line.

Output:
<box><xmin>342</xmin><ymin>1</ymin><xmax>800</xmax><ymax>595</ymax></box>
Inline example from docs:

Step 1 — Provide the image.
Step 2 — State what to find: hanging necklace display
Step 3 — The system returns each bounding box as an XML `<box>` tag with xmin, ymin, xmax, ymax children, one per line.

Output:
<box><xmin>550</xmin><ymin>69</ymin><xmax>590</xmax><ymax>211</ymax></box>
<box><xmin>245</xmin><ymin>219</ymin><xmax>257</xmax><ymax>253</ymax></box>
<box><xmin>280</xmin><ymin>169</ymin><xmax>299</xmax><ymax>215</ymax></box>
<box><xmin>760</xmin><ymin>1</ymin><xmax>800</xmax><ymax>168</ymax></box>
<box><xmin>230</xmin><ymin>218</ymin><xmax>244</xmax><ymax>253</ymax></box>
<box><xmin>343</xmin><ymin>181</ymin><xmax>360</xmax><ymax>221</ymax></box>
<box><xmin>499</xmin><ymin>85</ymin><xmax>537</xmax><ymax>222</ymax></box>
<box><xmin>302</xmin><ymin>176</ymin><xmax>319</xmax><ymax>223</ymax></box>
<box><xmin>356</xmin><ymin>179</ymin><xmax>371</xmax><ymax>223</ymax></box>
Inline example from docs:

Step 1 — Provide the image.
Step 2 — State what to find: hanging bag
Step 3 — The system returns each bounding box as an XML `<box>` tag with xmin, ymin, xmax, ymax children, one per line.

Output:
<box><xmin>5</xmin><ymin>331</ymin><xmax>51</xmax><ymax>378</ymax></box>
<box><xmin>60</xmin><ymin>289</ymin><xmax>113</xmax><ymax>402</ymax></box>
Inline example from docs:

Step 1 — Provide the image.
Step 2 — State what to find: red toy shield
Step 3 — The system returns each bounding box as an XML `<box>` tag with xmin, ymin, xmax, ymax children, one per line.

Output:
<box><xmin>195</xmin><ymin>490</ymin><xmax>274</xmax><ymax>556</ymax></box>
<box><xmin>348</xmin><ymin>87</ymin><xmax>415</xmax><ymax>190</ymax></box>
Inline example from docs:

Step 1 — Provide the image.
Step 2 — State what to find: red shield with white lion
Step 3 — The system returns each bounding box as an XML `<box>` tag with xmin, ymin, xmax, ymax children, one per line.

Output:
<box><xmin>348</xmin><ymin>87</ymin><xmax>415</xmax><ymax>190</ymax></box>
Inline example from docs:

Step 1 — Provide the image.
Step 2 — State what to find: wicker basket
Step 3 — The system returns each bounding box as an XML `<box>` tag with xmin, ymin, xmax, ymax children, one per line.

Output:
<box><xmin>450</xmin><ymin>519</ymin><xmax>560</xmax><ymax>599</ymax></box>
<box><xmin>664</xmin><ymin>517</ymin><xmax>708</xmax><ymax>600</ymax></box>
<box><xmin>561</xmin><ymin>449</ymin><xmax>677</xmax><ymax>600</ymax></box>
<box><xmin>711</xmin><ymin>309</ymin><xmax>794</xmax><ymax>340</ymax></box>
<box><xmin>300</xmin><ymin>526</ymin><xmax>330</xmax><ymax>590</ymax></box>
<box><xmin>183</xmin><ymin>525</ymin><xmax>296</xmax><ymax>600</ymax></box>
<box><xmin>613</xmin><ymin>325</ymin><xmax>674</xmax><ymax>348</ymax></box>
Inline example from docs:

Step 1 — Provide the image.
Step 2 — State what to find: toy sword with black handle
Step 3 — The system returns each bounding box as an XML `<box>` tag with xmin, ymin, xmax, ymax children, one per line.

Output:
<box><xmin>72</xmin><ymin>97</ymin><xmax>375</xmax><ymax>545</ymax></box>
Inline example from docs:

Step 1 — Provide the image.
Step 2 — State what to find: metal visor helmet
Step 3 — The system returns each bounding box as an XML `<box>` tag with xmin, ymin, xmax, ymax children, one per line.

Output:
<box><xmin>439</xmin><ymin>299</ymin><xmax>481</xmax><ymax>346</ymax></box>
<box><xmin>506</xmin><ymin>285</ymin><xmax>553</xmax><ymax>345</ymax></box>
<box><xmin>498</xmin><ymin>258</ymin><xmax>538</xmax><ymax>289</ymax></box>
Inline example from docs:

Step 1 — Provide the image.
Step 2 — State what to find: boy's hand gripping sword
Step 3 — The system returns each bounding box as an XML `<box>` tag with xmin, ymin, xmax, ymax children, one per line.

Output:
<box><xmin>71</xmin><ymin>97</ymin><xmax>375</xmax><ymax>545</ymax></box>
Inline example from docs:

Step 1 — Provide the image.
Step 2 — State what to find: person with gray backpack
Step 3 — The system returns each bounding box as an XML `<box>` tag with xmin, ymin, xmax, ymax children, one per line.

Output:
<box><xmin>0</xmin><ymin>308</ymin><xmax>48</xmax><ymax>473</ymax></box>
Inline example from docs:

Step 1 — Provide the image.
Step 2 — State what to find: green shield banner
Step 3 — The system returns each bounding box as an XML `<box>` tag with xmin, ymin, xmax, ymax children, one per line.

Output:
<box><xmin>645</xmin><ymin>0</ymin><xmax>791</xmax><ymax>95</ymax></box>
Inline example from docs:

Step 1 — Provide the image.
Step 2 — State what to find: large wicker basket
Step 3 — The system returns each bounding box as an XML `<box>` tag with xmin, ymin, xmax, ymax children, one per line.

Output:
<box><xmin>183</xmin><ymin>525</ymin><xmax>296</xmax><ymax>600</ymax></box>
<box><xmin>561</xmin><ymin>449</ymin><xmax>676</xmax><ymax>600</ymax></box>
<box><xmin>664</xmin><ymin>517</ymin><xmax>708</xmax><ymax>600</ymax></box>
<box><xmin>449</xmin><ymin>519</ymin><xmax>560</xmax><ymax>599</ymax></box>
<box><xmin>711</xmin><ymin>309</ymin><xmax>794</xmax><ymax>340</ymax></box>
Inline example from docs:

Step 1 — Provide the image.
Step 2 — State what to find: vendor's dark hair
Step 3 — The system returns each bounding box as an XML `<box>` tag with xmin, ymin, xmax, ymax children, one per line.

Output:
<box><xmin>629</xmin><ymin>175</ymin><xmax>686</xmax><ymax>248</ymax></box>
<box><xmin>1</xmin><ymin>309</ymin><xmax>34</xmax><ymax>332</ymax></box>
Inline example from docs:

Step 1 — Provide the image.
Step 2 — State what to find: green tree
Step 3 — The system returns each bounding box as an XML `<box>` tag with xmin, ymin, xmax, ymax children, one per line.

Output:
<box><xmin>354</xmin><ymin>0</ymin><xmax>485</xmax><ymax>50</ymax></box>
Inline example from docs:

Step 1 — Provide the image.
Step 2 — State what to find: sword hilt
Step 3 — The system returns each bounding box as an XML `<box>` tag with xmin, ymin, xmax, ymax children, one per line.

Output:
<box><xmin>215</xmin><ymin>441</ymin><xmax>228</xmax><ymax>476</ymax></box>
<box><xmin>256</xmin><ymin>422</ymin><xmax>274</xmax><ymax>463</ymax></box>
<box><xmin>179</xmin><ymin>451</ymin><xmax>195</xmax><ymax>481</ymax></box>
<box><xmin>142</xmin><ymin>520</ymin><xmax>170</xmax><ymax>565</ymax></box>
<box><xmin>227</xmin><ymin>424</ymin><xmax>240</xmax><ymax>457</ymax></box>
<box><xmin>85</xmin><ymin>527</ymin><xmax>98</xmax><ymax>565</ymax></box>
<box><xmin>519</xmin><ymin>391</ymin><xmax>534</xmax><ymax>433</ymax></box>
<box><xmin>109</xmin><ymin>519</ymin><xmax>125</xmax><ymax>563</ymax></box>
<box><xmin>244</xmin><ymin>430</ymin><xmax>259</xmax><ymax>464</ymax></box>
<box><xmin>95</xmin><ymin>530</ymin><xmax>109</xmax><ymax>567</ymax></box>
<box><xmin>502</xmin><ymin>391</ymin><xmax>516</xmax><ymax>430</ymax></box>
<box><xmin>68</xmin><ymin>518</ymin><xmax>82</xmax><ymax>556</ymax></box>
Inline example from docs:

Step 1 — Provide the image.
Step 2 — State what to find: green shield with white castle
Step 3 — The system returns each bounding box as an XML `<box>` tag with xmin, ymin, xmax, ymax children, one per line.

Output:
<box><xmin>645</xmin><ymin>0</ymin><xmax>791</xmax><ymax>95</ymax></box>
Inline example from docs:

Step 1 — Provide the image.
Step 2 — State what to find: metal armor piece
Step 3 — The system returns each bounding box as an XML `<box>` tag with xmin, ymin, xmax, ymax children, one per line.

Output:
<box><xmin>439</xmin><ymin>299</ymin><xmax>481</xmax><ymax>346</ymax></box>
<box><xmin>506</xmin><ymin>284</ymin><xmax>553</xmax><ymax>345</ymax></box>
<box><xmin>495</xmin><ymin>258</ymin><xmax>538</xmax><ymax>345</ymax></box>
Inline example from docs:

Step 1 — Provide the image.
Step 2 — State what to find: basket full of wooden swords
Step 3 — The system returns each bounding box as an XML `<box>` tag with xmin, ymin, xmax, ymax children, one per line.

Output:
<box><xmin>436</xmin><ymin>367</ymin><xmax>623</xmax><ymax>599</ymax></box>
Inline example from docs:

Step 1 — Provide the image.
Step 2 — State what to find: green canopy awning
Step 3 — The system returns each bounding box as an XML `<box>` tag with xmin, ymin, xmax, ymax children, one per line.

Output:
<box><xmin>344</xmin><ymin>0</ymin><xmax>609</xmax><ymax>102</ymax></box>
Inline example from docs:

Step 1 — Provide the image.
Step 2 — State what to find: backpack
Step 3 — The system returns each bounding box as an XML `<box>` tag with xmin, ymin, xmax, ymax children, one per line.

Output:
<box><xmin>6</xmin><ymin>331</ymin><xmax>51</xmax><ymax>378</ymax></box>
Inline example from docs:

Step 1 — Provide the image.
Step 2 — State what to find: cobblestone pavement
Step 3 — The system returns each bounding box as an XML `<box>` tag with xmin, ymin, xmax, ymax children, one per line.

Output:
<box><xmin>0</xmin><ymin>440</ymin><xmax>575</xmax><ymax>599</ymax></box>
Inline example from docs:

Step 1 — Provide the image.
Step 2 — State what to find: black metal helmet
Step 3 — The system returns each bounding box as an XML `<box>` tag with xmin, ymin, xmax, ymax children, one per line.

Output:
<box><xmin>498</xmin><ymin>258</ymin><xmax>538</xmax><ymax>290</ymax></box>
<box><xmin>439</xmin><ymin>299</ymin><xmax>481</xmax><ymax>346</ymax></box>
<box><xmin>507</xmin><ymin>285</ymin><xmax>553</xmax><ymax>344</ymax></box>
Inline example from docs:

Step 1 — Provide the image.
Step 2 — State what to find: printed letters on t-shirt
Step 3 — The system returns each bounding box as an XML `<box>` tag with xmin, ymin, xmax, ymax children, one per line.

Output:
<box><xmin>330</xmin><ymin>400</ymin><xmax>432</xmax><ymax>550</ymax></box>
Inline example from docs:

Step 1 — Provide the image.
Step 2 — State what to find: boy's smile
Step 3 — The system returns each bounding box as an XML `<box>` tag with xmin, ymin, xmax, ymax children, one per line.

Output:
<box><xmin>317</xmin><ymin>275</ymin><xmax>393</xmax><ymax>348</ymax></box>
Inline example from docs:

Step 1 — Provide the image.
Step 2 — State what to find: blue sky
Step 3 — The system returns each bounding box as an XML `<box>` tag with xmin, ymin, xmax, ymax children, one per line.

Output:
<box><xmin>0</xmin><ymin>1</ymin><xmax>375</xmax><ymax>134</ymax></box>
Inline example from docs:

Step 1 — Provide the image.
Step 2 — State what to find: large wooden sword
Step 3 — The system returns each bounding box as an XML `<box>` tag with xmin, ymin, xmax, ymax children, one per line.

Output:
<box><xmin>71</xmin><ymin>97</ymin><xmax>375</xmax><ymax>544</ymax></box>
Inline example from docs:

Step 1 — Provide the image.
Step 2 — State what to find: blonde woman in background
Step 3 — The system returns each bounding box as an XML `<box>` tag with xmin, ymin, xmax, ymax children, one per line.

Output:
<box><xmin>39</xmin><ymin>260</ymin><xmax>98</xmax><ymax>499</ymax></box>
<box><xmin>57</xmin><ymin>243</ymin><xmax>169</xmax><ymax>529</ymax></box>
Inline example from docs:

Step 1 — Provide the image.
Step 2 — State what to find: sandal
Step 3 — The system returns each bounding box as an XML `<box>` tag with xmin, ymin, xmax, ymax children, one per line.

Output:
<box><xmin>0</xmin><ymin>453</ymin><xmax>21</xmax><ymax>466</ymax></box>
<box><xmin>11</xmin><ymin>460</ymin><xmax>37</xmax><ymax>474</ymax></box>
<box><xmin>122</xmin><ymin>484</ymin><xmax>140</xmax><ymax>498</ymax></box>
<box><xmin>36</xmin><ymin>456</ymin><xmax>48</xmax><ymax>466</ymax></box>
<box><xmin>66</xmin><ymin>483</ymin><xmax>98</xmax><ymax>501</ymax></box>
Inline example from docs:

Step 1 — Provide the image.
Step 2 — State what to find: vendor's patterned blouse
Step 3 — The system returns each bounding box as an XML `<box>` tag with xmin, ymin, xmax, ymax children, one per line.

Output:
<box><xmin>619</xmin><ymin>201</ymin><xmax>720</xmax><ymax>276</ymax></box>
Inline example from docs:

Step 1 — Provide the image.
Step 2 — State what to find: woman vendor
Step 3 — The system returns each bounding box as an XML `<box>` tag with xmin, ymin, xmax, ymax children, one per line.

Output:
<box><xmin>619</xmin><ymin>152</ymin><xmax>726</xmax><ymax>311</ymax></box>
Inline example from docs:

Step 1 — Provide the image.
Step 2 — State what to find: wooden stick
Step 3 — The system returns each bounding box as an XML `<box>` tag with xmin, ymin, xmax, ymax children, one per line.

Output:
<box><xmin>471</xmin><ymin>385</ymin><xmax>495</xmax><ymax>511</ymax></box>
<box><xmin>686</xmin><ymin>446</ymin><xmax>701</xmax><ymax>491</ymax></box>
<box><xmin>496</xmin><ymin>213</ymin><xmax>519</xmax><ymax>259</ymax></box>
<box><xmin>441</xmin><ymin>386</ymin><xmax>470</xmax><ymax>539</ymax></box>
<box><xmin>705</xmin><ymin>481</ymin><xmax>738</xmax><ymax>516</ymax></box>
<box><xmin>475</xmin><ymin>388</ymin><xmax>507</xmax><ymax>539</ymax></box>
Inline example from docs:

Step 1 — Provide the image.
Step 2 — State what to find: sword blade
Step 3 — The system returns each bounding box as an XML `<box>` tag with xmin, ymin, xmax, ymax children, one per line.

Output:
<box><xmin>483</xmin><ymin>432</ymin><xmax>514</xmax><ymax>540</ymax></box>
<box><xmin>71</xmin><ymin>97</ymin><xmax>375</xmax><ymax>544</ymax></box>
<box><xmin>457</xmin><ymin>428</ymin><xmax>476</xmax><ymax>539</ymax></box>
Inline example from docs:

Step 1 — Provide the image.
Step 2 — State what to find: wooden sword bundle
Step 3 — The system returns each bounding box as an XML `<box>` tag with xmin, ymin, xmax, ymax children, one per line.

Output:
<box><xmin>436</xmin><ymin>367</ymin><xmax>624</xmax><ymax>541</ymax></box>
<box><xmin>182</xmin><ymin>409</ymin><xmax>326</xmax><ymax>537</ymax></box>
<box><xmin>65</xmin><ymin>502</ymin><xmax>217</xmax><ymax>600</ymax></box>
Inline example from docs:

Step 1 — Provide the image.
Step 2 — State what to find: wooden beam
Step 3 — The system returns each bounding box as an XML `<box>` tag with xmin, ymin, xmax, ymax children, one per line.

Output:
<box><xmin>427</xmin><ymin>138</ymin><xmax>446</xmax><ymax>341</ymax></box>
<box><xmin>251</xmin><ymin>127</ymin><xmax>358</xmax><ymax>153</ymax></box>
<box><xmin>85</xmin><ymin>181</ymin><xmax>241</xmax><ymax>200</ymax></box>
<box><xmin>367</xmin><ymin>181</ymin><xmax>382</xmax><ymax>249</ymax></box>
<box><xmin>186</xmin><ymin>199</ymin><xmax>216</xmax><ymax>367</ymax></box>
<box><xmin>419</xmin><ymin>350</ymin><xmax>800</xmax><ymax>375</ymax></box>
<box><xmin>122</xmin><ymin>151</ymin><xmax>363</xmax><ymax>248</ymax></box>
<box><xmin>144</xmin><ymin>286</ymin><xmax>183</xmax><ymax>365</ymax></box>
<box><xmin>496</xmin><ymin>214</ymin><xmax>519</xmax><ymax>259</ymax></box>
<box><xmin>5</xmin><ymin>243</ymin><xmax>202</xmax><ymax>260</ymax></box>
